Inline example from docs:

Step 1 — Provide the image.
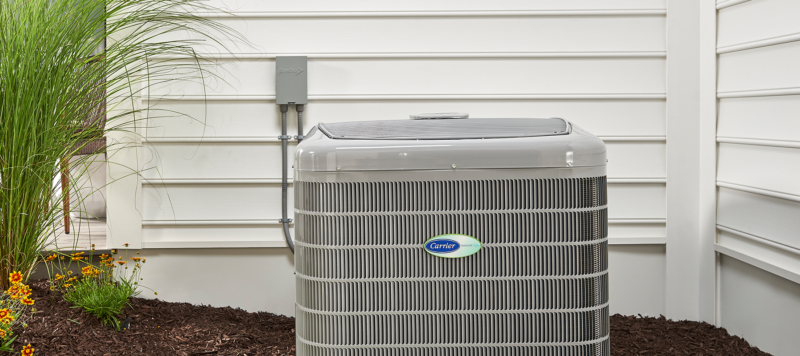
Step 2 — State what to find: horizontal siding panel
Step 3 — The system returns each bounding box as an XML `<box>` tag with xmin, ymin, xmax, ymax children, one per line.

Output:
<box><xmin>606</xmin><ymin>142</ymin><xmax>665</xmax><ymax>178</ymax></box>
<box><xmin>142</xmin><ymin>183</ymin><xmax>656</xmax><ymax>221</ymax></box>
<box><xmin>718</xmin><ymin>96</ymin><xmax>800</xmax><ymax>142</ymax></box>
<box><xmin>203</xmin><ymin>0</ymin><xmax>665</xmax><ymax>12</ymax></box>
<box><xmin>718</xmin><ymin>0</ymin><xmax>800</xmax><ymax>49</ymax></box>
<box><xmin>608</xmin><ymin>222</ymin><xmax>665</xmax><ymax>238</ymax></box>
<box><xmin>141</xmin><ymin>141</ymin><xmax>659</xmax><ymax>180</ymax></box>
<box><xmin>718</xmin><ymin>41</ymin><xmax>800</xmax><ymax>93</ymax></box>
<box><xmin>717</xmin><ymin>230</ymin><xmax>800</xmax><ymax>284</ymax></box>
<box><xmin>174</xmin><ymin>15</ymin><xmax>665</xmax><ymax>54</ymax></box>
<box><xmin>142</xmin><ymin>225</ymin><xmax>287</xmax><ymax>245</ymax></box>
<box><xmin>146</xmin><ymin>99</ymin><xmax>665</xmax><ymax>138</ymax></box>
<box><xmin>142</xmin><ymin>184</ymin><xmax>294</xmax><ymax>221</ymax></box>
<box><xmin>148</xmin><ymin>58</ymin><xmax>665</xmax><ymax>97</ymax></box>
<box><xmin>718</xmin><ymin>143</ymin><xmax>800</xmax><ymax>196</ymax></box>
<box><xmin>608</xmin><ymin>183</ymin><xmax>665</xmax><ymax>219</ymax></box>
<box><xmin>718</xmin><ymin>187</ymin><xmax>800</xmax><ymax>250</ymax></box>
<box><xmin>142</xmin><ymin>142</ymin><xmax>295</xmax><ymax>180</ymax></box>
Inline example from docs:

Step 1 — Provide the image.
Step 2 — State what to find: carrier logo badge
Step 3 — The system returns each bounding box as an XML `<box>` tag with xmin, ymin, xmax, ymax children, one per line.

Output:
<box><xmin>424</xmin><ymin>234</ymin><xmax>481</xmax><ymax>258</ymax></box>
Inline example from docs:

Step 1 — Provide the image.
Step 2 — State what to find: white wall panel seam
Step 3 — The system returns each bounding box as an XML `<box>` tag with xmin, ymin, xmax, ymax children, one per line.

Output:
<box><xmin>144</xmin><ymin>136</ymin><xmax>667</xmax><ymax>143</ymax></box>
<box><xmin>715</xmin><ymin>244</ymin><xmax>800</xmax><ymax>285</ymax></box>
<box><xmin>718</xmin><ymin>87</ymin><xmax>800</xmax><ymax>99</ymax></box>
<box><xmin>142</xmin><ymin>220</ymin><xmax>290</xmax><ymax>225</ymax></box>
<box><xmin>152</xmin><ymin>52</ymin><xmax>668</xmax><ymax>59</ymax></box>
<box><xmin>609</xmin><ymin>237</ymin><xmax>666</xmax><ymax>245</ymax></box>
<box><xmin>716</xmin><ymin>0</ymin><xmax>751</xmax><ymax>10</ymax></box>
<box><xmin>143</xmin><ymin>179</ymin><xmax>292</xmax><ymax>185</ymax></box>
<box><xmin>196</xmin><ymin>10</ymin><xmax>667</xmax><ymax>18</ymax></box>
<box><xmin>717</xmin><ymin>181</ymin><xmax>800</xmax><ymax>203</ymax></box>
<box><xmin>717</xmin><ymin>225</ymin><xmax>800</xmax><ymax>257</ymax></box>
<box><xmin>717</xmin><ymin>137</ymin><xmax>800</xmax><ymax>149</ymax></box>
<box><xmin>611</xmin><ymin>219</ymin><xmax>667</xmax><ymax>224</ymax></box>
<box><xmin>152</xmin><ymin>51</ymin><xmax>667</xmax><ymax>60</ymax></box>
<box><xmin>717</xmin><ymin>32</ymin><xmax>800</xmax><ymax>54</ymax></box>
<box><xmin>143</xmin><ymin>94</ymin><xmax>668</xmax><ymax>101</ymax></box>
<box><xmin>141</xmin><ymin>178</ymin><xmax>663</xmax><ymax>185</ymax></box>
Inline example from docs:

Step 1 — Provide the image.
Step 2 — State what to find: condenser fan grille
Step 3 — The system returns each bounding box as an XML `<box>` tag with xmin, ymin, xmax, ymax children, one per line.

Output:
<box><xmin>295</xmin><ymin>176</ymin><xmax>609</xmax><ymax>355</ymax></box>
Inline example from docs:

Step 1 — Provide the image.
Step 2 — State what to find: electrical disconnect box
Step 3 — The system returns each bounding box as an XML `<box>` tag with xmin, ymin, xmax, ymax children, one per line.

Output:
<box><xmin>275</xmin><ymin>56</ymin><xmax>308</xmax><ymax>104</ymax></box>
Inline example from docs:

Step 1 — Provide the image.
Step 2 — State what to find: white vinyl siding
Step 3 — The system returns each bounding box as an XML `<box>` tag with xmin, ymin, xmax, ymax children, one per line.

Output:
<box><xmin>715</xmin><ymin>0</ymin><xmax>800</xmax><ymax>354</ymax></box>
<box><xmin>137</xmin><ymin>0</ymin><xmax>668</xmax><ymax>317</ymax></box>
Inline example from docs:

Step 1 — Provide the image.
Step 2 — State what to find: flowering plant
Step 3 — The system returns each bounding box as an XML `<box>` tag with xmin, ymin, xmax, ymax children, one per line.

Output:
<box><xmin>43</xmin><ymin>246</ymin><xmax>153</xmax><ymax>331</ymax></box>
<box><xmin>0</xmin><ymin>272</ymin><xmax>35</xmax><ymax>353</ymax></box>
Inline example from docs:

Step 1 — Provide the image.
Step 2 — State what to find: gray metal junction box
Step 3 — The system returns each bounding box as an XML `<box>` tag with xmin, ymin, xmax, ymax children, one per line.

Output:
<box><xmin>293</xmin><ymin>118</ymin><xmax>609</xmax><ymax>356</ymax></box>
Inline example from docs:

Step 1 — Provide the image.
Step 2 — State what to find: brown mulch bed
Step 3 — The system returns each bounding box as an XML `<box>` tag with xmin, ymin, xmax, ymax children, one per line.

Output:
<box><xmin>17</xmin><ymin>280</ymin><xmax>296</xmax><ymax>355</ymax></box>
<box><xmin>14</xmin><ymin>280</ymin><xmax>771</xmax><ymax>355</ymax></box>
<box><xmin>611</xmin><ymin>314</ymin><xmax>771</xmax><ymax>355</ymax></box>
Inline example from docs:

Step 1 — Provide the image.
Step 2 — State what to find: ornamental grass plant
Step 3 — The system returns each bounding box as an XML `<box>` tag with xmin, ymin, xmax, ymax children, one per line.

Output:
<box><xmin>0</xmin><ymin>0</ymin><xmax>241</xmax><ymax>290</ymax></box>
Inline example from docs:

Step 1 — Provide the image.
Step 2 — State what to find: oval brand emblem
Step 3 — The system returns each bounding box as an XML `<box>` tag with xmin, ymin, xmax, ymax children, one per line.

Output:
<box><xmin>425</xmin><ymin>239</ymin><xmax>460</xmax><ymax>253</ymax></box>
<box><xmin>424</xmin><ymin>234</ymin><xmax>481</xmax><ymax>258</ymax></box>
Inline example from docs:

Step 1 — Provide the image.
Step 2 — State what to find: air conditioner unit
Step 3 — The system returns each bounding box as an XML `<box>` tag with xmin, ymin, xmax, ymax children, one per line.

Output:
<box><xmin>294</xmin><ymin>117</ymin><xmax>608</xmax><ymax>356</ymax></box>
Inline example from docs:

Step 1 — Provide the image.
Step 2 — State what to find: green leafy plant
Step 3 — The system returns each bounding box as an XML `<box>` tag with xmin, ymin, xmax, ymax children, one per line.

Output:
<box><xmin>0</xmin><ymin>0</ymin><xmax>242</xmax><ymax>289</ymax></box>
<box><xmin>44</xmin><ymin>248</ymin><xmax>149</xmax><ymax>330</ymax></box>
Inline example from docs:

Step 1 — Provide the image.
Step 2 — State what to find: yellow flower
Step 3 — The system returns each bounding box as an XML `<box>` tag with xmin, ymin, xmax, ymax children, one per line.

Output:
<box><xmin>54</xmin><ymin>273</ymin><xmax>64</xmax><ymax>281</ymax></box>
<box><xmin>116</xmin><ymin>261</ymin><xmax>126</xmax><ymax>265</ymax></box>
<box><xmin>70</xmin><ymin>252</ymin><xmax>84</xmax><ymax>256</ymax></box>
<box><xmin>49</xmin><ymin>286</ymin><xmax>54</xmax><ymax>291</ymax></box>
<box><xmin>131</xmin><ymin>257</ymin><xmax>142</xmax><ymax>262</ymax></box>
<box><xmin>124</xmin><ymin>243</ymin><xmax>129</xmax><ymax>247</ymax></box>
<box><xmin>99</xmin><ymin>254</ymin><xmax>110</xmax><ymax>259</ymax></box>
<box><xmin>0</xmin><ymin>329</ymin><xmax>5</xmax><ymax>337</ymax></box>
<box><xmin>8</xmin><ymin>272</ymin><xmax>22</xmax><ymax>285</ymax></box>
<box><xmin>45</xmin><ymin>254</ymin><xmax>57</xmax><ymax>262</ymax></box>
<box><xmin>62</xmin><ymin>284</ymin><xmax>72</xmax><ymax>288</ymax></box>
<box><xmin>81</xmin><ymin>266</ymin><xmax>99</xmax><ymax>277</ymax></box>
<box><xmin>21</xmin><ymin>298</ymin><xmax>33</xmax><ymax>306</ymax></box>
<box><xmin>0</xmin><ymin>309</ymin><xmax>14</xmax><ymax>324</ymax></box>
<box><xmin>21</xmin><ymin>343</ymin><xmax>34</xmax><ymax>356</ymax></box>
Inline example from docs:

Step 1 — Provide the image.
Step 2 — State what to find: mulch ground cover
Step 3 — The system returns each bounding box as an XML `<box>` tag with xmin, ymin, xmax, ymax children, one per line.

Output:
<box><xmin>611</xmin><ymin>314</ymin><xmax>771</xmax><ymax>355</ymax></box>
<box><xmin>15</xmin><ymin>280</ymin><xmax>770</xmax><ymax>355</ymax></box>
<box><xmin>17</xmin><ymin>280</ymin><xmax>296</xmax><ymax>355</ymax></box>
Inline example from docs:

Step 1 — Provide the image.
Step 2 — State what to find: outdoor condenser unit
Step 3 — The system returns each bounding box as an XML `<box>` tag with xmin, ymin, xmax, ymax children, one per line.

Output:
<box><xmin>293</xmin><ymin>117</ymin><xmax>609</xmax><ymax>355</ymax></box>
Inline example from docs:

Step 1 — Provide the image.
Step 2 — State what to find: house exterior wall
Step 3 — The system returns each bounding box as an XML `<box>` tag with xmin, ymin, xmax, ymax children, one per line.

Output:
<box><xmin>714</xmin><ymin>0</ymin><xmax>800</xmax><ymax>354</ymax></box>
<box><xmin>129</xmin><ymin>0</ymin><xmax>671</xmax><ymax>317</ymax></box>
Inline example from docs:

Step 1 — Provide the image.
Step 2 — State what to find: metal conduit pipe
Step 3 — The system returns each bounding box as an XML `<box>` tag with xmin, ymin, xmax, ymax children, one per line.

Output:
<box><xmin>278</xmin><ymin>104</ymin><xmax>295</xmax><ymax>253</ymax></box>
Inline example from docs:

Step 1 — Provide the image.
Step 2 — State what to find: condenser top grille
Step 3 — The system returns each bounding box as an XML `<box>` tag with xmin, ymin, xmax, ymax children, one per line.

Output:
<box><xmin>318</xmin><ymin>118</ymin><xmax>568</xmax><ymax>140</ymax></box>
